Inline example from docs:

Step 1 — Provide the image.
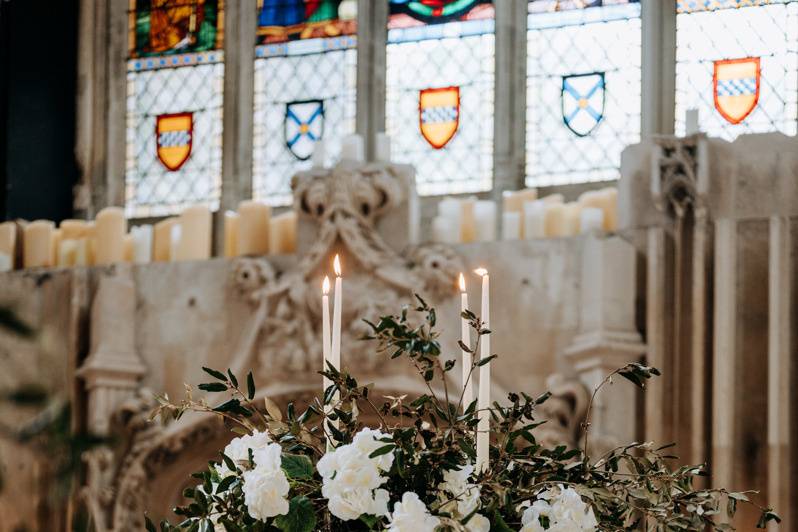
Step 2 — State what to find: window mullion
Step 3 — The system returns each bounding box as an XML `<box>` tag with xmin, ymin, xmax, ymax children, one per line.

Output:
<box><xmin>222</xmin><ymin>0</ymin><xmax>256</xmax><ymax>213</ymax></box>
<box><xmin>642</xmin><ymin>0</ymin><xmax>677</xmax><ymax>137</ymax></box>
<box><xmin>356</xmin><ymin>0</ymin><xmax>388</xmax><ymax>161</ymax></box>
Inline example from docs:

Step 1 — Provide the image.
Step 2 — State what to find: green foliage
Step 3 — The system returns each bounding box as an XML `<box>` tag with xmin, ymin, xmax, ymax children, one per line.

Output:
<box><xmin>150</xmin><ymin>297</ymin><xmax>778</xmax><ymax>531</ymax></box>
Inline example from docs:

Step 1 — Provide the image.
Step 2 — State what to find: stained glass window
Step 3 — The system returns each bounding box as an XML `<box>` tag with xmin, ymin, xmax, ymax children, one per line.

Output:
<box><xmin>252</xmin><ymin>1</ymin><xmax>358</xmax><ymax>206</ymax></box>
<box><xmin>126</xmin><ymin>0</ymin><xmax>225</xmax><ymax>218</ymax></box>
<box><xmin>386</xmin><ymin>0</ymin><xmax>495</xmax><ymax>196</ymax></box>
<box><xmin>525</xmin><ymin>0</ymin><xmax>641</xmax><ymax>189</ymax></box>
<box><xmin>675</xmin><ymin>0</ymin><xmax>798</xmax><ymax>140</ymax></box>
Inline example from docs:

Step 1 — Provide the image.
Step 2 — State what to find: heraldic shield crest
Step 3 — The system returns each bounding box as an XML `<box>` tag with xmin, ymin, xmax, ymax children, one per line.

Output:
<box><xmin>419</xmin><ymin>86</ymin><xmax>460</xmax><ymax>149</ymax></box>
<box><xmin>714</xmin><ymin>57</ymin><xmax>760</xmax><ymax>125</ymax></box>
<box><xmin>156</xmin><ymin>112</ymin><xmax>193</xmax><ymax>171</ymax></box>
<box><xmin>561</xmin><ymin>72</ymin><xmax>605</xmax><ymax>137</ymax></box>
<box><xmin>285</xmin><ymin>99</ymin><xmax>324</xmax><ymax>161</ymax></box>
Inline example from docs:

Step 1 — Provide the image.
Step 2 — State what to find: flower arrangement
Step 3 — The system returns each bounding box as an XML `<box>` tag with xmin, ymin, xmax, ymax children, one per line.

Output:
<box><xmin>148</xmin><ymin>297</ymin><xmax>778</xmax><ymax>531</ymax></box>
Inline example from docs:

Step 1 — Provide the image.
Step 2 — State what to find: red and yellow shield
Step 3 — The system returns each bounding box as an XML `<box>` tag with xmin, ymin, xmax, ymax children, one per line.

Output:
<box><xmin>713</xmin><ymin>57</ymin><xmax>760</xmax><ymax>125</ymax></box>
<box><xmin>156</xmin><ymin>112</ymin><xmax>193</xmax><ymax>171</ymax></box>
<box><xmin>419</xmin><ymin>86</ymin><xmax>460</xmax><ymax>149</ymax></box>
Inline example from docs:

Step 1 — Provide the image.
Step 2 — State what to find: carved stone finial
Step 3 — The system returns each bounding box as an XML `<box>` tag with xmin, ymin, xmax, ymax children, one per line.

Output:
<box><xmin>651</xmin><ymin>135</ymin><xmax>708</xmax><ymax>219</ymax></box>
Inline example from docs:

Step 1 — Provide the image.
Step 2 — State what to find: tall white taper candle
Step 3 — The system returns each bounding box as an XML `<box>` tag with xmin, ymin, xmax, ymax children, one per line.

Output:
<box><xmin>475</xmin><ymin>268</ymin><xmax>491</xmax><ymax>472</ymax></box>
<box><xmin>322</xmin><ymin>276</ymin><xmax>332</xmax><ymax>393</ymax></box>
<box><xmin>330</xmin><ymin>255</ymin><xmax>343</xmax><ymax>434</ymax></box>
<box><xmin>459</xmin><ymin>273</ymin><xmax>473</xmax><ymax>410</ymax></box>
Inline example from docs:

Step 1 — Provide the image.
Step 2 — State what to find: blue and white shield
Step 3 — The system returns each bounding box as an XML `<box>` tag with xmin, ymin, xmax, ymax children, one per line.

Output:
<box><xmin>561</xmin><ymin>72</ymin><xmax>605</xmax><ymax>137</ymax></box>
<box><xmin>284</xmin><ymin>99</ymin><xmax>324</xmax><ymax>161</ymax></box>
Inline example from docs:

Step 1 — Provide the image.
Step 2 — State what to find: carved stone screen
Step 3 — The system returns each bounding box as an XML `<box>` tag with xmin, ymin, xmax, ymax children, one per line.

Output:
<box><xmin>125</xmin><ymin>0</ymin><xmax>225</xmax><ymax>218</ymax></box>
<box><xmin>252</xmin><ymin>1</ymin><xmax>358</xmax><ymax>207</ymax></box>
<box><xmin>675</xmin><ymin>0</ymin><xmax>798</xmax><ymax>139</ymax></box>
<box><xmin>525</xmin><ymin>0</ymin><xmax>641</xmax><ymax>188</ymax></box>
<box><xmin>385</xmin><ymin>0</ymin><xmax>495</xmax><ymax>196</ymax></box>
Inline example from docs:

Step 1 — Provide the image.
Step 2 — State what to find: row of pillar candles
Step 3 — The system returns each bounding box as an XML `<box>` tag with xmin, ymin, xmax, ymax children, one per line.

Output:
<box><xmin>0</xmin><ymin>202</ymin><xmax>297</xmax><ymax>271</ymax></box>
<box><xmin>320</xmin><ymin>256</ymin><xmax>494</xmax><ymax>471</ymax></box>
<box><xmin>432</xmin><ymin>186</ymin><xmax>618</xmax><ymax>244</ymax></box>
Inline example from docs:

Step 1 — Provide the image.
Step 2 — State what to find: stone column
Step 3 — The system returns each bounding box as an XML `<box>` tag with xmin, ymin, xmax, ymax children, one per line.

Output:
<box><xmin>767</xmin><ymin>216</ymin><xmax>794</xmax><ymax>531</ymax></box>
<box><xmin>77</xmin><ymin>266</ymin><xmax>146</xmax><ymax>436</ymax></box>
<box><xmin>564</xmin><ymin>235</ymin><xmax>646</xmax><ymax>451</ymax></box>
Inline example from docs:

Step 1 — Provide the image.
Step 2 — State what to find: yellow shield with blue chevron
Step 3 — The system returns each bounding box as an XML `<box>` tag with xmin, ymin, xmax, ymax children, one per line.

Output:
<box><xmin>156</xmin><ymin>112</ymin><xmax>193</xmax><ymax>171</ymax></box>
<box><xmin>714</xmin><ymin>57</ymin><xmax>760</xmax><ymax>125</ymax></box>
<box><xmin>285</xmin><ymin>99</ymin><xmax>325</xmax><ymax>161</ymax></box>
<box><xmin>561</xmin><ymin>72</ymin><xmax>605</xmax><ymax>137</ymax></box>
<box><xmin>419</xmin><ymin>87</ymin><xmax>460</xmax><ymax>149</ymax></box>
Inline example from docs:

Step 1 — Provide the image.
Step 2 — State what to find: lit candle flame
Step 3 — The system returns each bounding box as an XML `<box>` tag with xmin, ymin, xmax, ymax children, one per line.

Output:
<box><xmin>322</xmin><ymin>276</ymin><xmax>330</xmax><ymax>295</ymax></box>
<box><xmin>458</xmin><ymin>272</ymin><xmax>466</xmax><ymax>292</ymax></box>
<box><xmin>333</xmin><ymin>254</ymin><xmax>342</xmax><ymax>277</ymax></box>
<box><xmin>474</xmin><ymin>267</ymin><xmax>488</xmax><ymax>277</ymax></box>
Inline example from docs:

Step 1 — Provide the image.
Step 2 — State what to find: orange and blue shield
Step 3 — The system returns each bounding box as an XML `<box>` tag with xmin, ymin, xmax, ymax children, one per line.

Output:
<box><xmin>285</xmin><ymin>99</ymin><xmax>324</xmax><ymax>161</ymax></box>
<box><xmin>156</xmin><ymin>112</ymin><xmax>193</xmax><ymax>171</ymax></box>
<box><xmin>713</xmin><ymin>57</ymin><xmax>760</xmax><ymax>125</ymax></box>
<box><xmin>562</xmin><ymin>72</ymin><xmax>605</xmax><ymax>137</ymax></box>
<box><xmin>419</xmin><ymin>87</ymin><xmax>460</xmax><ymax>149</ymax></box>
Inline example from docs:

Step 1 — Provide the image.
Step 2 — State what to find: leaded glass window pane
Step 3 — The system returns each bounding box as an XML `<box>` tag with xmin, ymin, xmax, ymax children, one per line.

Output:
<box><xmin>675</xmin><ymin>0</ymin><xmax>798</xmax><ymax>139</ymax></box>
<box><xmin>126</xmin><ymin>0</ymin><xmax>224</xmax><ymax>218</ymax></box>
<box><xmin>386</xmin><ymin>1</ymin><xmax>495</xmax><ymax>196</ymax></box>
<box><xmin>252</xmin><ymin>1</ymin><xmax>358</xmax><ymax>207</ymax></box>
<box><xmin>525</xmin><ymin>0</ymin><xmax>641</xmax><ymax>189</ymax></box>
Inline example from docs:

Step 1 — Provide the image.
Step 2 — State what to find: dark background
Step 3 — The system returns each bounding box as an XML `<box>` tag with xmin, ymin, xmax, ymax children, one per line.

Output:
<box><xmin>0</xmin><ymin>0</ymin><xmax>79</xmax><ymax>222</ymax></box>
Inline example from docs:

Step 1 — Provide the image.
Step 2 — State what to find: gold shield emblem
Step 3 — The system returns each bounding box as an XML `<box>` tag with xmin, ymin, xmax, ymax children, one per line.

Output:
<box><xmin>156</xmin><ymin>112</ymin><xmax>193</xmax><ymax>171</ymax></box>
<box><xmin>713</xmin><ymin>57</ymin><xmax>760</xmax><ymax>125</ymax></box>
<box><xmin>419</xmin><ymin>86</ymin><xmax>460</xmax><ymax>149</ymax></box>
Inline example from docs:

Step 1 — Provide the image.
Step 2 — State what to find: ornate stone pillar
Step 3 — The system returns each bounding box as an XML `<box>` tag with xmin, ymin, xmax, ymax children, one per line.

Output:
<box><xmin>564</xmin><ymin>235</ymin><xmax>646</xmax><ymax>452</ymax></box>
<box><xmin>77</xmin><ymin>266</ymin><xmax>146</xmax><ymax>436</ymax></box>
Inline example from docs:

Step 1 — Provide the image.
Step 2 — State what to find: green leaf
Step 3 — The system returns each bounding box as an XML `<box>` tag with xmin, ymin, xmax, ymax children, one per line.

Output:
<box><xmin>202</xmin><ymin>367</ymin><xmax>228</xmax><ymax>381</ymax></box>
<box><xmin>281</xmin><ymin>453</ymin><xmax>314</xmax><ymax>480</ymax></box>
<box><xmin>490</xmin><ymin>511</ymin><xmax>514</xmax><ymax>532</ymax></box>
<box><xmin>198</xmin><ymin>382</ymin><xmax>228</xmax><ymax>393</ymax></box>
<box><xmin>247</xmin><ymin>371</ymin><xmax>256</xmax><ymax>400</ymax></box>
<box><xmin>476</xmin><ymin>354</ymin><xmax>497</xmax><ymax>367</ymax></box>
<box><xmin>274</xmin><ymin>496</ymin><xmax>317</xmax><ymax>532</ymax></box>
<box><xmin>227</xmin><ymin>369</ymin><xmax>239</xmax><ymax>388</ymax></box>
<box><xmin>368</xmin><ymin>444</ymin><xmax>395</xmax><ymax>459</ymax></box>
<box><xmin>145</xmin><ymin>516</ymin><xmax>157</xmax><ymax>532</ymax></box>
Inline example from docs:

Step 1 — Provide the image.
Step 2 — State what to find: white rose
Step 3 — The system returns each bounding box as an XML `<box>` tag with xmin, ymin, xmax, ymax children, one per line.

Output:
<box><xmin>317</xmin><ymin>428</ymin><xmax>394</xmax><ymax>521</ymax></box>
<box><xmin>387</xmin><ymin>492</ymin><xmax>440</xmax><ymax>532</ymax></box>
<box><xmin>437</xmin><ymin>464</ymin><xmax>482</xmax><ymax>525</ymax></box>
<box><xmin>241</xmin><ymin>443</ymin><xmax>290</xmax><ymax>521</ymax></box>
<box><xmin>520</xmin><ymin>486</ymin><xmax>597</xmax><ymax>532</ymax></box>
<box><xmin>218</xmin><ymin>430</ymin><xmax>273</xmax><ymax>477</ymax></box>
<box><xmin>465</xmin><ymin>513</ymin><xmax>490</xmax><ymax>532</ymax></box>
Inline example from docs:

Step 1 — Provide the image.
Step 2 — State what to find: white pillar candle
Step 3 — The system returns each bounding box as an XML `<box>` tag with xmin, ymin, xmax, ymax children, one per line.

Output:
<box><xmin>475</xmin><ymin>268</ymin><xmax>491</xmax><ymax>472</ymax></box>
<box><xmin>57</xmin><ymin>239</ymin><xmax>78</xmax><ymax>267</ymax></box>
<box><xmin>580</xmin><ymin>207</ymin><xmax>604</xmax><ymax>234</ymax></box>
<box><xmin>0</xmin><ymin>222</ymin><xmax>17</xmax><ymax>270</ymax></box>
<box><xmin>170</xmin><ymin>223</ymin><xmax>182</xmax><ymax>262</ymax></box>
<box><xmin>523</xmin><ymin>200</ymin><xmax>546</xmax><ymax>240</ymax></box>
<box><xmin>562</xmin><ymin>203</ymin><xmax>582</xmax><ymax>236</ymax></box>
<box><xmin>153</xmin><ymin>218</ymin><xmax>177</xmax><ymax>262</ymax></box>
<box><xmin>131</xmin><ymin>225</ymin><xmax>153</xmax><ymax>263</ymax></box>
<box><xmin>123</xmin><ymin>234</ymin><xmax>135</xmax><ymax>263</ymax></box>
<box><xmin>176</xmin><ymin>205</ymin><xmax>212</xmax><ymax>261</ymax></box>
<box><xmin>223</xmin><ymin>211</ymin><xmax>239</xmax><ymax>258</ymax></box>
<box><xmin>49</xmin><ymin>229</ymin><xmax>62</xmax><ymax>267</ymax></box>
<box><xmin>459</xmin><ymin>273</ymin><xmax>473</xmax><ymax>410</ymax></box>
<box><xmin>0</xmin><ymin>252</ymin><xmax>10</xmax><ymax>272</ymax></box>
<box><xmin>432</xmin><ymin>216</ymin><xmax>459</xmax><ymax>244</ymax></box>
<box><xmin>340</xmin><ymin>134</ymin><xmax>364</xmax><ymax>162</ymax></box>
<box><xmin>94</xmin><ymin>207</ymin><xmax>127</xmax><ymax>265</ymax></box>
<box><xmin>601</xmin><ymin>187</ymin><xmax>618</xmax><ymax>232</ymax></box>
<box><xmin>269</xmin><ymin>211</ymin><xmax>297</xmax><ymax>255</ymax></box>
<box><xmin>541</xmin><ymin>193</ymin><xmax>564</xmax><ymax>205</ymax></box>
<box><xmin>23</xmin><ymin>220</ymin><xmax>54</xmax><ymax>268</ymax></box>
<box><xmin>375</xmin><ymin>132</ymin><xmax>391</xmax><ymax>162</ymax></box>
<box><xmin>686</xmin><ymin>108</ymin><xmax>700</xmax><ymax>135</ymax></box>
<box><xmin>460</xmin><ymin>198</ymin><xmax>477</xmax><ymax>243</ymax></box>
<box><xmin>59</xmin><ymin>219</ymin><xmax>90</xmax><ymax>241</ymax></box>
<box><xmin>543</xmin><ymin>203</ymin><xmax>567</xmax><ymax>238</ymax></box>
<box><xmin>474</xmin><ymin>201</ymin><xmax>497</xmax><ymax>242</ymax></box>
<box><xmin>311</xmin><ymin>139</ymin><xmax>327</xmax><ymax>169</ymax></box>
<box><xmin>501</xmin><ymin>211</ymin><xmax>521</xmax><ymax>240</ymax></box>
<box><xmin>237</xmin><ymin>200</ymin><xmax>270</xmax><ymax>256</ymax></box>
